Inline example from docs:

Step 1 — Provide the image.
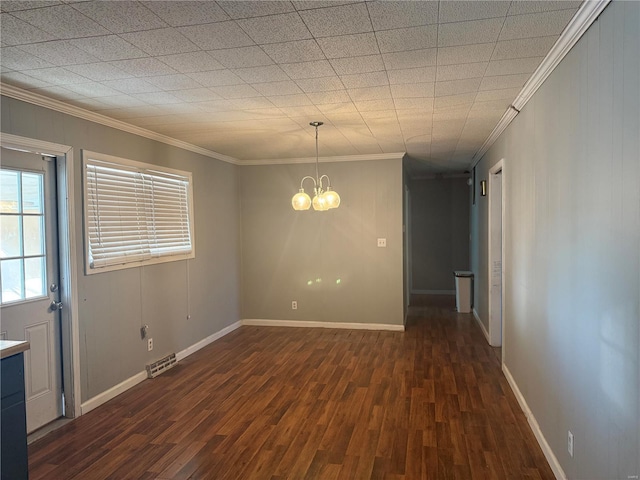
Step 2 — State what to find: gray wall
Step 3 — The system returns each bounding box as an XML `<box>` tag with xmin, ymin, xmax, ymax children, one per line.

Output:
<box><xmin>240</xmin><ymin>159</ymin><xmax>404</xmax><ymax>326</ymax></box>
<box><xmin>471</xmin><ymin>2</ymin><xmax>639</xmax><ymax>478</ymax></box>
<box><xmin>1</xmin><ymin>96</ymin><xmax>241</xmax><ymax>402</ymax></box>
<box><xmin>410</xmin><ymin>177</ymin><xmax>470</xmax><ymax>293</ymax></box>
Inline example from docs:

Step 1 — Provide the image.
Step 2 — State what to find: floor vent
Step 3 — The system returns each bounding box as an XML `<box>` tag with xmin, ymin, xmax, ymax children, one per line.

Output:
<box><xmin>146</xmin><ymin>353</ymin><xmax>177</xmax><ymax>378</ymax></box>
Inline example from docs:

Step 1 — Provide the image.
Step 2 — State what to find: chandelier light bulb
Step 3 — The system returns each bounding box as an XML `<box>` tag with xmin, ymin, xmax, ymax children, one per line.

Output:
<box><xmin>292</xmin><ymin>189</ymin><xmax>311</xmax><ymax>210</ymax></box>
<box><xmin>312</xmin><ymin>193</ymin><xmax>328</xmax><ymax>211</ymax></box>
<box><xmin>323</xmin><ymin>187</ymin><xmax>340</xmax><ymax>209</ymax></box>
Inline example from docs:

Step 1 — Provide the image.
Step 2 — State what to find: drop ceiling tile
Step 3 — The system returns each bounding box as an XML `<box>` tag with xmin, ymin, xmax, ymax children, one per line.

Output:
<box><xmin>22</xmin><ymin>67</ymin><xmax>89</xmax><ymax>85</ymax></box>
<box><xmin>178</xmin><ymin>21</ymin><xmax>254</xmax><ymax>50</ymax></box>
<box><xmin>485</xmin><ymin>57</ymin><xmax>544</xmax><ymax>76</ymax></box>
<box><xmin>198</xmin><ymin>99</ymin><xmax>239</xmax><ymax>112</ymax></box>
<box><xmin>0</xmin><ymin>46</ymin><xmax>55</xmax><ymax>70</ymax></box>
<box><xmin>267</xmin><ymin>93</ymin><xmax>312</xmax><ymax>107</ymax></box>
<box><xmin>252</xmin><ymin>80</ymin><xmax>302</xmax><ymax>96</ymax></box>
<box><xmin>238</xmin><ymin>12</ymin><xmax>311</xmax><ymax>44</ymax></box>
<box><xmin>296</xmin><ymin>76</ymin><xmax>344</xmax><ymax>93</ymax></box>
<box><xmin>12</xmin><ymin>5</ymin><xmax>110</xmax><ymax>39</ymax></box>
<box><xmin>21</xmin><ymin>40</ymin><xmax>100</xmax><ymax>68</ymax></box>
<box><xmin>382</xmin><ymin>49</ymin><xmax>436</xmax><ymax>70</ymax></box>
<box><xmin>144</xmin><ymin>74</ymin><xmax>203</xmax><ymax>91</ymax></box>
<box><xmin>474</xmin><ymin>87</ymin><xmax>521</xmax><ymax>102</ymax></box>
<box><xmin>69</xmin><ymin>35</ymin><xmax>148</xmax><ymax>61</ymax></box>
<box><xmin>492</xmin><ymin>36</ymin><xmax>559</xmax><ymax>60</ymax></box>
<box><xmin>0</xmin><ymin>13</ymin><xmax>56</xmax><ymax>45</ymax></box>
<box><xmin>348</xmin><ymin>85</ymin><xmax>391</xmax><ymax>102</ymax></box>
<box><xmin>109</xmin><ymin>58</ymin><xmax>178</xmax><ymax>77</ymax></box>
<box><xmin>367</xmin><ymin>1</ymin><xmax>438</xmax><ymax>30</ymax></box>
<box><xmin>102</xmin><ymin>77</ymin><xmax>163</xmax><ymax>94</ymax></box>
<box><xmin>340</xmin><ymin>71</ymin><xmax>389</xmax><ymax>89</ymax></box>
<box><xmin>187</xmin><ymin>69</ymin><xmax>243</xmax><ymax>87</ymax></box>
<box><xmin>218</xmin><ymin>1</ymin><xmax>296</xmax><ymax>19</ymax></box>
<box><xmin>29</xmin><ymin>85</ymin><xmax>85</xmax><ymax>100</ymax></box>
<box><xmin>279</xmin><ymin>105</ymin><xmax>323</xmax><ymax>117</ymax></box>
<box><xmin>439</xmin><ymin>1</ymin><xmax>510</xmax><ymax>23</ymax></box>
<box><xmin>170</xmin><ymin>88</ymin><xmax>223</xmax><ymax>103</ymax></box>
<box><xmin>479</xmin><ymin>73</ymin><xmax>530</xmax><ymax>91</ymax></box>
<box><xmin>376</xmin><ymin>25</ymin><xmax>438</xmax><ymax>53</ymax></box>
<box><xmin>353</xmin><ymin>98</ymin><xmax>395</xmax><ymax>112</ymax></box>
<box><xmin>499</xmin><ymin>9</ymin><xmax>577</xmax><ymax>41</ymax></box>
<box><xmin>133</xmin><ymin>91</ymin><xmax>184</xmax><ymax>105</ymax></box>
<box><xmin>433</xmin><ymin>93</ymin><xmax>476</xmax><ymax>111</ymax></box>
<box><xmin>211</xmin><ymin>84</ymin><xmax>261</xmax><ymax>99</ymax></box>
<box><xmin>315</xmin><ymin>102</ymin><xmax>358</xmax><ymax>115</ymax></box>
<box><xmin>438</xmin><ymin>17</ymin><xmax>504</xmax><ymax>47</ymax></box>
<box><xmin>1</xmin><ymin>1</ymin><xmax>63</xmax><ymax>12</ymax></box>
<box><xmin>120</xmin><ymin>28</ymin><xmax>199</xmax><ymax>56</ymax></box>
<box><xmin>208</xmin><ymin>46</ymin><xmax>273</xmax><ymax>68</ymax></box>
<box><xmin>233</xmin><ymin>65</ymin><xmax>289</xmax><ymax>83</ymax></box>
<box><xmin>436</xmin><ymin>43</ymin><xmax>495</xmax><ymax>65</ymax></box>
<box><xmin>293</xmin><ymin>1</ymin><xmax>357</xmax><ymax>11</ymax></box>
<box><xmin>1</xmin><ymin>71</ymin><xmax>53</xmax><ymax>89</ymax></box>
<box><xmin>71</xmin><ymin>1</ymin><xmax>167</xmax><ymax>33</ymax></box>
<box><xmin>508</xmin><ymin>1</ymin><xmax>582</xmax><ymax>16</ymax></box>
<box><xmin>66</xmin><ymin>63</ymin><xmax>131</xmax><ymax>81</ymax></box>
<box><xmin>436</xmin><ymin>62</ymin><xmax>487</xmax><ymax>82</ymax></box>
<box><xmin>158</xmin><ymin>52</ymin><xmax>225</xmax><ymax>73</ymax></box>
<box><xmin>391</xmin><ymin>82</ymin><xmax>435</xmax><ymax>99</ymax></box>
<box><xmin>231</xmin><ymin>97</ymin><xmax>277</xmax><ymax>109</ymax></box>
<box><xmin>435</xmin><ymin>78</ymin><xmax>482</xmax><ymax>97</ymax></box>
<box><xmin>306</xmin><ymin>90</ymin><xmax>351</xmax><ymax>104</ymax></box>
<box><xmin>386</xmin><ymin>66</ymin><xmax>435</xmax><ymax>85</ymax></box>
<box><xmin>280</xmin><ymin>60</ymin><xmax>334</xmax><ymax>80</ymax></box>
<box><xmin>298</xmin><ymin>3</ymin><xmax>372</xmax><ymax>37</ymax></box>
<box><xmin>63</xmin><ymin>81</ymin><xmax>123</xmax><ymax>98</ymax></box>
<box><xmin>261</xmin><ymin>39</ymin><xmax>324</xmax><ymax>63</ymax></box>
<box><xmin>317</xmin><ymin>33</ymin><xmax>379</xmax><ymax>59</ymax></box>
<box><xmin>393</xmin><ymin>97</ymin><xmax>434</xmax><ymax>110</ymax></box>
<box><xmin>142</xmin><ymin>1</ymin><xmax>230</xmax><ymax>26</ymax></box>
<box><xmin>329</xmin><ymin>55</ymin><xmax>384</xmax><ymax>75</ymax></box>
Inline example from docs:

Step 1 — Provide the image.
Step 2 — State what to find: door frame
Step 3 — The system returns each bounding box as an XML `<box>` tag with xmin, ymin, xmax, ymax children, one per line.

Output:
<box><xmin>1</xmin><ymin>133</ymin><xmax>81</xmax><ymax>419</ymax></box>
<box><xmin>487</xmin><ymin>159</ymin><xmax>504</xmax><ymax>353</ymax></box>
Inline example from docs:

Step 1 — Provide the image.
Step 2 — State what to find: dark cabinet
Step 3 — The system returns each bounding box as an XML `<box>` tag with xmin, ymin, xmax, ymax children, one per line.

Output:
<box><xmin>1</xmin><ymin>352</ymin><xmax>29</xmax><ymax>480</ymax></box>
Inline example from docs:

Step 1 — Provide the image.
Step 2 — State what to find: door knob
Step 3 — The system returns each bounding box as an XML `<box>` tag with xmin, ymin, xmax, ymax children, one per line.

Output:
<box><xmin>50</xmin><ymin>301</ymin><xmax>63</xmax><ymax>311</ymax></box>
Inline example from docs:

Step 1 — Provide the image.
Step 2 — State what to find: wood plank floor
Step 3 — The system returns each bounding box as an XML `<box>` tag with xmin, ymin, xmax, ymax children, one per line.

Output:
<box><xmin>29</xmin><ymin>297</ymin><xmax>554</xmax><ymax>479</ymax></box>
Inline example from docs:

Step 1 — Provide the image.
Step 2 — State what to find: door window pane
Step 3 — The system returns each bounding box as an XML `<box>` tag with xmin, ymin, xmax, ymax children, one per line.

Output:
<box><xmin>1</xmin><ymin>215</ymin><xmax>22</xmax><ymax>258</ymax></box>
<box><xmin>1</xmin><ymin>259</ymin><xmax>24</xmax><ymax>303</ymax></box>
<box><xmin>22</xmin><ymin>173</ymin><xmax>43</xmax><ymax>214</ymax></box>
<box><xmin>0</xmin><ymin>170</ymin><xmax>20</xmax><ymax>213</ymax></box>
<box><xmin>23</xmin><ymin>216</ymin><xmax>44</xmax><ymax>256</ymax></box>
<box><xmin>24</xmin><ymin>257</ymin><xmax>45</xmax><ymax>299</ymax></box>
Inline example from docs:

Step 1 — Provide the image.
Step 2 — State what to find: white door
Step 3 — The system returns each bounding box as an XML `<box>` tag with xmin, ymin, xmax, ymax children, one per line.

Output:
<box><xmin>488</xmin><ymin>168</ymin><xmax>503</xmax><ymax>347</ymax></box>
<box><xmin>1</xmin><ymin>147</ymin><xmax>63</xmax><ymax>433</ymax></box>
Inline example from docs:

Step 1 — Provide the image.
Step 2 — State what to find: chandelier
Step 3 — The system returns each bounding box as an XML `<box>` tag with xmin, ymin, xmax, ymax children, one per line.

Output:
<box><xmin>291</xmin><ymin>121</ymin><xmax>340</xmax><ymax>211</ymax></box>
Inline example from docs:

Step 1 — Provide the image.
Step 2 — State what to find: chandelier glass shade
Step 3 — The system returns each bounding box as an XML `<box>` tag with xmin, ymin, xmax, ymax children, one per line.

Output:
<box><xmin>291</xmin><ymin>122</ymin><xmax>340</xmax><ymax>211</ymax></box>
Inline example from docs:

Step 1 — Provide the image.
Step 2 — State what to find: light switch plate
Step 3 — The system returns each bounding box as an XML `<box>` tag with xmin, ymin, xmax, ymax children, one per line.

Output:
<box><xmin>377</xmin><ymin>238</ymin><xmax>387</xmax><ymax>247</ymax></box>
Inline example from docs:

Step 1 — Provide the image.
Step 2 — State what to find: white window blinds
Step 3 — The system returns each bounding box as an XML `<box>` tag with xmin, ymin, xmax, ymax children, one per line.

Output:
<box><xmin>84</xmin><ymin>153</ymin><xmax>194</xmax><ymax>272</ymax></box>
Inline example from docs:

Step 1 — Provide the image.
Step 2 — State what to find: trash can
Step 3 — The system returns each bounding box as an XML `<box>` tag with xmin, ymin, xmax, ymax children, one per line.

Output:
<box><xmin>454</xmin><ymin>271</ymin><xmax>473</xmax><ymax>313</ymax></box>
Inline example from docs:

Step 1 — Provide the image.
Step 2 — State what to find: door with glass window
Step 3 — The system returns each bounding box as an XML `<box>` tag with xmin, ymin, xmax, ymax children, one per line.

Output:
<box><xmin>1</xmin><ymin>147</ymin><xmax>63</xmax><ymax>433</ymax></box>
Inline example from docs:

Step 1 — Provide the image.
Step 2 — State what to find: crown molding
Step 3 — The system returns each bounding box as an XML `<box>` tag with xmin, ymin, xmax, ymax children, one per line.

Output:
<box><xmin>471</xmin><ymin>0</ymin><xmax>611</xmax><ymax>167</ymax></box>
<box><xmin>238</xmin><ymin>152</ymin><xmax>405</xmax><ymax>166</ymax></box>
<box><xmin>1</xmin><ymin>83</ymin><xmax>240</xmax><ymax>165</ymax></box>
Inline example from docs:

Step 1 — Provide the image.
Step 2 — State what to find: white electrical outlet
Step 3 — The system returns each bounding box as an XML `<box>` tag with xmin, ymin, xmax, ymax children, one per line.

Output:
<box><xmin>148</xmin><ymin>338</ymin><xmax>153</xmax><ymax>351</ymax></box>
<box><xmin>291</xmin><ymin>301</ymin><xmax>297</xmax><ymax>310</ymax></box>
<box><xmin>377</xmin><ymin>238</ymin><xmax>387</xmax><ymax>247</ymax></box>
<box><xmin>568</xmin><ymin>430</ymin><xmax>574</xmax><ymax>457</ymax></box>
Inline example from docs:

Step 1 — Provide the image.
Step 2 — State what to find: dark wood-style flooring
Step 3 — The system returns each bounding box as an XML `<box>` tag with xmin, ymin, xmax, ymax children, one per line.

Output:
<box><xmin>29</xmin><ymin>296</ymin><xmax>553</xmax><ymax>479</ymax></box>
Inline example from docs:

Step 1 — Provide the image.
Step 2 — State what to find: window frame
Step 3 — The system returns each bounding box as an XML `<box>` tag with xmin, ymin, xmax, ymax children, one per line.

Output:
<box><xmin>82</xmin><ymin>150</ymin><xmax>195</xmax><ymax>275</ymax></box>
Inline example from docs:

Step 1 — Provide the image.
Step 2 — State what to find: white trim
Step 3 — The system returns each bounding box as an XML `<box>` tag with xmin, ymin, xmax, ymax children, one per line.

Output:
<box><xmin>0</xmin><ymin>133</ymin><xmax>81</xmax><ymax>419</ymax></box>
<box><xmin>473</xmin><ymin>308</ymin><xmax>490</xmax><ymax>343</ymax></box>
<box><xmin>411</xmin><ymin>289</ymin><xmax>456</xmax><ymax>295</ymax></box>
<box><xmin>472</xmin><ymin>0</ymin><xmax>611</xmax><ymax>166</ymax></box>
<box><xmin>237</xmin><ymin>152</ymin><xmax>405</xmax><ymax>165</ymax></box>
<box><xmin>241</xmin><ymin>319</ymin><xmax>405</xmax><ymax>331</ymax></box>
<box><xmin>80</xmin><ymin>371</ymin><xmax>147</xmax><ymax>415</ymax></box>
<box><xmin>502</xmin><ymin>365</ymin><xmax>567</xmax><ymax>480</ymax></box>
<box><xmin>487</xmin><ymin>160</ymin><xmax>504</xmax><ymax>348</ymax></box>
<box><xmin>175</xmin><ymin>321</ymin><xmax>241</xmax><ymax>361</ymax></box>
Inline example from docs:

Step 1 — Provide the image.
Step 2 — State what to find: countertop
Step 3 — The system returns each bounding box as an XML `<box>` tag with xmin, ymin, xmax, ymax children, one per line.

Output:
<box><xmin>0</xmin><ymin>340</ymin><xmax>30</xmax><ymax>359</ymax></box>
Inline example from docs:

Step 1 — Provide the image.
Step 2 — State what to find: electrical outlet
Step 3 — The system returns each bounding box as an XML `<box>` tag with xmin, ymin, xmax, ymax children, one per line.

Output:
<box><xmin>291</xmin><ymin>301</ymin><xmax>297</xmax><ymax>310</ymax></box>
<box><xmin>568</xmin><ymin>430</ymin><xmax>574</xmax><ymax>457</ymax></box>
<box><xmin>147</xmin><ymin>338</ymin><xmax>153</xmax><ymax>352</ymax></box>
<box><xmin>377</xmin><ymin>238</ymin><xmax>387</xmax><ymax>247</ymax></box>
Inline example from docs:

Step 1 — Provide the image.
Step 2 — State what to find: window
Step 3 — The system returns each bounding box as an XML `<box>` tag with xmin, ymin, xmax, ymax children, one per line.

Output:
<box><xmin>0</xmin><ymin>169</ymin><xmax>46</xmax><ymax>303</ymax></box>
<box><xmin>83</xmin><ymin>151</ymin><xmax>194</xmax><ymax>274</ymax></box>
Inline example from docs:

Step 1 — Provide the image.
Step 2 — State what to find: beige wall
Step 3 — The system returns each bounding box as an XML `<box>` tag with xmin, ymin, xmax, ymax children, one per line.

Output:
<box><xmin>471</xmin><ymin>2</ymin><xmax>639</xmax><ymax>477</ymax></box>
<box><xmin>240</xmin><ymin>159</ymin><xmax>404</xmax><ymax>327</ymax></box>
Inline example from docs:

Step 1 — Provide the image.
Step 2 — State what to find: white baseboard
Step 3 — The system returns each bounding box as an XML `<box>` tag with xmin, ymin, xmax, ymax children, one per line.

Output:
<box><xmin>241</xmin><ymin>319</ymin><xmax>405</xmax><ymax>331</ymax></box>
<box><xmin>473</xmin><ymin>308</ymin><xmax>490</xmax><ymax>343</ymax></box>
<box><xmin>411</xmin><ymin>289</ymin><xmax>456</xmax><ymax>295</ymax></box>
<box><xmin>502</xmin><ymin>365</ymin><xmax>566</xmax><ymax>480</ymax></box>
<box><xmin>80</xmin><ymin>320</ymin><xmax>242</xmax><ymax>415</ymax></box>
<box><xmin>80</xmin><ymin>370</ymin><xmax>147</xmax><ymax>415</ymax></box>
<box><xmin>176</xmin><ymin>321</ymin><xmax>241</xmax><ymax>361</ymax></box>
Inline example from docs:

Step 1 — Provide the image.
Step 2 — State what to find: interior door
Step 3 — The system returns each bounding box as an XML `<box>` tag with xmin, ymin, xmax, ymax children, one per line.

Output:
<box><xmin>1</xmin><ymin>147</ymin><xmax>63</xmax><ymax>433</ymax></box>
